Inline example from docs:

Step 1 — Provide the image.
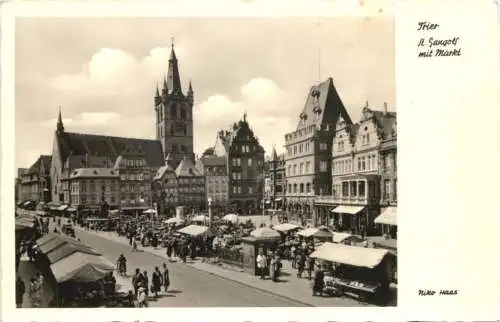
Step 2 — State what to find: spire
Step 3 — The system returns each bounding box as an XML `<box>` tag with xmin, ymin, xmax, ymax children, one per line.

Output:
<box><xmin>167</xmin><ymin>40</ymin><xmax>182</xmax><ymax>94</ymax></box>
<box><xmin>162</xmin><ymin>76</ymin><xmax>168</xmax><ymax>96</ymax></box>
<box><xmin>271</xmin><ymin>145</ymin><xmax>278</xmax><ymax>161</ymax></box>
<box><xmin>56</xmin><ymin>106</ymin><xmax>64</xmax><ymax>133</ymax></box>
<box><xmin>154</xmin><ymin>84</ymin><xmax>161</xmax><ymax>106</ymax></box>
<box><xmin>187</xmin><ymin>79</ymin><xmax>193</xmax><ymax>103</ymax></box>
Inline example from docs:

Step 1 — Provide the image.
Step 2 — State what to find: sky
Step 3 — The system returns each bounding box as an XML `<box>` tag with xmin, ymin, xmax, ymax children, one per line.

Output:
<box><xmin>15</xmin><ymin>17</ymin><xmax>394</xmax><ymax>169</ymax></box>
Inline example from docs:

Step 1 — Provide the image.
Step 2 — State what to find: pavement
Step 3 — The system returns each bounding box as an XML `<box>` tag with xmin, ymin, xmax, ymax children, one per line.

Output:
<box><xmin>18</xmin><ymin>256</ymin><xmax>55</xmax><ymax>308</ymax></box>
<box><xmin>71</xmin><ymin>224</ymin><xmax>377</xmax><ymax>307</ymax></box>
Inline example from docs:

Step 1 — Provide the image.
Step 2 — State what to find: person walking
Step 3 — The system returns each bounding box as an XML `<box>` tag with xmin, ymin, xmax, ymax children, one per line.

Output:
<box><xmin>162</xmin><ymin>263</ymin><xmax>170</xmax><ymax>293</ymax></box>
<box><xmin>307</xmin><ymin>256</ymin><xmax>315</xmax><ymax>280</ymax></box>
<box><xmin>256</xmin><ymin>250</ymin><xmax>267</xmax><ymax>280</ymax></box>
<box><xmin>151</xmin><ymin>267</ymin><xmax>162</xmax><ymax>298</ymax></box>
<box><xmin>142</xmin><ymin>270</ymin><xmax>149</xmax><ymax>297</ymax></box>
<box><xmin>297</xmin><ymin>251</ymin><xmax>306</xmax><ymax>279</ymax></box>
<box><xmin>36</xmin><ymin>273</ymin><xmax>44</xmax><ymax>303</ymax></box>
<box><xmin>137</xmin><ymin>286</ymin><xmax>148</xmax><ymax>308</ymax></box>
<box><xmin>28</xmin><ymin>278</ymin><xmax>40</xmax><ymax>308</ymax></box>
<box><xmin>16</xmin><ymin>275</ymin><xmax>25</xmax><ymax>308</ymax></box>
<box><xmin>312</xmin><ymin>267</ymin><xmax>325</xmax><ymax>297</ymax></box>
<box><xmin>131</xmin><ymin>268</ymin><xmax>143</xmax><ymax>296</ymax></box>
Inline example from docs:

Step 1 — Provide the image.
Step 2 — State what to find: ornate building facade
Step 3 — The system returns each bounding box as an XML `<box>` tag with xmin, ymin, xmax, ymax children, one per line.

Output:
<box><xmin>154</xmin><ymin>44</ymin><xmax>194</xmax><ymax>169</ymax></box>
<box><xmin>19</xmin><ymin>155</ymin><xmax>52</xmax><ymax>203</ymax></box>
<box><xmin>152</xmin><ymin>154</ymin><xmax>179</xmax><ymax>216</ymax></box>
<box><xmin>218</xmin><ymin>115</ymin><xmax>265</xmax><ymax>215</ymax></box>
<box><xmin>263</xmin><ymin>148</ymin><xmax>286</xmax><ymax>210</ymax></box>
<box><xmin>284</xmin><ymin>78</ymin><xmax>352</xmax><ymax>226</ymax></box>
<box><xmin>174</xmin><ymin>156</ymin><xmax>205</xmax><ymax>213</ymax></box>
<box><xmin>314</xmin><ymin>103</ymin><xmax>396</xmax><ymax>235</ymax></box>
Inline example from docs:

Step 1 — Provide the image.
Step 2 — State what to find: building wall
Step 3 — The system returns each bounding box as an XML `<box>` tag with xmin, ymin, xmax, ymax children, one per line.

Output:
<box><xmin>177</xmin><ymin>175</ymin><xmax>205</xmax><ymax>210</ymax></box>
<box><xmin>264</xmin><ymin>156</ymin><xmax>286</xmax><ymax>209</ymax></box>
<box><xmin>205</xmin><ymin>167</ymin><xmax>228</xmax><ymax>205</ymax></box>
<box><xmin>68</xmin><ymin>177</ymin><xmax>120</xmax><ymax>208</ymax></box>
<box><xmin>380</xmin><ymin>138</ymin><xmax>397</xmax><ymax>205</ymax></box>
<box><xmin>116</xmin><ymin>157</ymin><xmax>154</xmax><ymax>209</ymax></box>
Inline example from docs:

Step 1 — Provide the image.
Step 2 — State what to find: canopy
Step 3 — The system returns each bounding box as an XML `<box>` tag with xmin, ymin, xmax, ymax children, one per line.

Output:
<box><xmin>250</xmin><ymin>227</ymin><xmax>281</xmax><ymax>241</ymax></box>
<box><xmin>222</xmin><ymin>214</ymin><xmax>238</xmax><ymax>223</ymax></box>
<box><xmin>57</xmin><ymin>205</ymin><xmax>68</xmax><ymax>211</ymax></box>
<box><xmin>164</xmin><ymin>217</ymin><xmax>184</xmax><ymax>224</ymax></box>
<box><xmin>310</xmin><ymin>242</ymin><xmax>391</xmax><ymax>269</ymax></box>
<box><xmin>50</xmin><ymin>252</ymin><xmax>115</xmax><ymax>283</ymax></box>
<box><xmin>46</xmin><ymin>243</ymin><xmax>101</xmax><ymax>264</ymax></box>
<box><xmin>38</xmin><ymin>236</ymin><xmax>81</xmax><ymax>254</ymax></box>
<box><xmin>297</xmin><ymin>227</ymin><xmax>319</xmax><ymax>238</ymax></box>
<box><xmin>177</xmin><ymin>224</ymin><xmax>210</xmax><ymax>236</ymax></box>
<box><xmin>272</xmin><ymin>223</ymin><xmax>300</xmax><ymax>232</ymax></box>
<box><xmin>143</xmin><ymin>208</ymin><xmax>157</xmax><ymax>214</ymax></box>
<box><xmin>332</xmin><ymin>232</ymin><xmax>362</xmax><ymax>244</ymax></box>
<box><xmin>109</xmin><ymin>209</ymin><xmax>120</xmax><ymax>215</ymax></box>
<box><xmin>331</xmin><ymin>205</ymin><xmax>365</xmax><ymax>215</ymax></box>
<box><xmin>66</xmin><ymin>207</ymin><xmax>77</xmax><ymax>212</ymax></box>
<box><xmin>36</xmin><ymin>233</ymin><xmax>60</xmax><ymax>246</ymax></box>
<box><xmin>192</xmin><ymin>215</ymin><xmax>208</xmax><ymax>222</ymax></box>
<box><xmin>374</xmin><ymin>207</ymin><xmax>397</xmax><ymax>226</ymax></box>
<box><xmin>313</xmin><ymin>229</ymin><xmax>333</xmax><ymax>238</ymax></box>
<box><xmin>15</xmin><ymin>217</ymin><xmax>35</xmax><ymax>229</ymax></box>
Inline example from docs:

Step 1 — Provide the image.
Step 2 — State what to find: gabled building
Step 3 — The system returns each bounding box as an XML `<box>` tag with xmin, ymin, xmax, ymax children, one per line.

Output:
<box><xmin>50</xmin><ymin>109</ymin><xmax>164</xmax><ymax>211</ymax></box>
<box><xmin>315</xmin><ymin>102</ymin><xmax>396</xmax><ymax>235</ymax></box>
<box><xmin>196</xmin><ymin>142</ymin><xmax>229</xmax><ymax>216</ymax></box>
<box><xmin>218</xmin><ymin>114</ymin><xmax>265</xmax><ymax>215</ymax></box>
<box><xmin>263</xmin><ymin>147</ymin><xmax>286</xmax><ymax>210</ymax></box>
<box><xmin>16</xmin><ymin>168</ymin><xmax>28</xmax><ymax>203</ymax></box>
<box><xmin>284</xmin><ymin>78</ymin><xmax>352</xmax><ymax>226</ymax></box>
<box><xmin>19</xmin><ymin>155</ymin><xmax>52</xmax><ymax>204</ymax></box>
<box><xmin>154</xmin><ymin>43</ymin><xmax>195</xmax><ymax>169</ymax></box>
<box><xmin>152</xmin><ymin>154</ymin><xmax>179</xmax><ymax>216</ymax></box>
<box><xmin>174</xmin><ymin>156</ymin><xmax>205</xmax><ymax>213</ymax></box>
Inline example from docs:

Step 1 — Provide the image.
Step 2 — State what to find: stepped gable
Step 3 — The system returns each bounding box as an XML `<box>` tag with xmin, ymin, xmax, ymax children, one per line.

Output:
<box><xmin>58</xmin><ymin>132</ymin><xmax>164</xmax><ymax>168</ymax></box>
<box><xmin>175</xmin><ymin>156</ymin><xmax>202</xmax><ymax>177</ymax></box>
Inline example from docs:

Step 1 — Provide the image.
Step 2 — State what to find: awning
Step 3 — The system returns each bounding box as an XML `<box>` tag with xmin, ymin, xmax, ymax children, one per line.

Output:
<box><xmin>47</xmin><ymin>243</ymin><xmax>101</xmax><ymax>264</ymax></box>
<box><xmin>297</xmin><ymin>228</ymin><xmax>318</xmax><ymax>238</ymax></box>
<box><xmin>66</xmin><ymin>207</ymin><xmax>77</xmax><ymax>212</ymax></box>
<box><xmin>374</xmin><ymin>207</ymin><xmax>397</xmax><ymax>226</ymax></box>
<box><xmin>275</xmin><ymin>198</ymin><xmax>282</xmax><ymax>202</ymax></box>
<box><xmin>192</xmin><ymin>215</ymin><xmax>208</xmax><ymax>222</ymax></box>
<box><xmin>177</xmin><ymin>224</ymin><xmax>210</xmax><ymax>236</ymax></box>
<box><xmin>36</xmin><ymin>233</ymin><xmax>60</xmax><ymax>247</ymax></box>
<box><xmin>222</xmin><ymin>214</ymin><xmax>238</xmax><ymax>223</ymax></box>
<box><xmin>265</xmin><ymin>200</ymin><xmax>271</xmax><ymax>204</ymax></box>
<box><xmin>331</xmin><ymin>205</ymin><xmax>365</xmax><ymax>215</ymax></box>
<box><xmin>38</xmin><ymin>236</ymin><xmax>81</xmax><ymax>254</ymax></box>
<box><xmin>250</xmin><ymin>227</ymin><xmax>281</xmax><ymax>241</ymax></box>
<box><xmin>50</xmin><ymin>252</ymin><xmax>115</xmax><ymax>283</ymax></box>
<box><xmin>310</xmin><ymin>242</ymin><xmax>391</xmax><ymax>269</ymax></box>
<box><xmin>23</xmin><ymin>200</ymin><xmax>33</xmax><ymax>207</ymax></box>
<box><xmin>332</xmin><ymin>232</ymin><xmax>363</xmax><ymax>244</ymax></box>
<box><xmin>272</xmin><ymin>223</ymin><xmax>300</xmax><ymax>232</ymax></box>
<box><xmin>57</xmin><ymin>205</ymin><xmax>68</xmax><ymax>211</ymax></box>
<box><xmin>164</xmin><ymin>217</ymin><xmax>184</xmax><ymax>224</ymax></box>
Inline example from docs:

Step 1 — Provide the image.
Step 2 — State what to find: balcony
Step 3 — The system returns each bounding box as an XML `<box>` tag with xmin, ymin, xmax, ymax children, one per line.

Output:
<box><xmin>314</xmin><ymin>195</ymin><xmax>379</xmax><ymax>206</ymax></box>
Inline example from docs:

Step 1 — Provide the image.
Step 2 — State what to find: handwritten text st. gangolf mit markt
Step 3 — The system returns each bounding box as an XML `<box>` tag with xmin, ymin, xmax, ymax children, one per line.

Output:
<box><xmin>417</xmin><ymin>21</ymin><xmax>462</xmax><ymax>58</ymax></box>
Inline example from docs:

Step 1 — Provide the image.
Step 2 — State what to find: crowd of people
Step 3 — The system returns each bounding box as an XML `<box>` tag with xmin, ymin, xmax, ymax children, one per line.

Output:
<box><xmin>127</xmin><ymin>262</ymin><xmax>170</xmax><ymax>308</ymax></box>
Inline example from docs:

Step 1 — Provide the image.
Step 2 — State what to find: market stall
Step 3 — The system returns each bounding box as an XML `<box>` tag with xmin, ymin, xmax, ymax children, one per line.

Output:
<box><xmin>177</xmin><ymin>224</ymin><xmax>212</xmax><ymax>237</ymax></box>
<box><xmin>332</xmin><ymin>232</ymin><xmax>363</xmax><ymax>245</ymax></box>
<box><xmin>271</xmin><ymin>223</ymin><xmax>301</xmax><ymax>234</ymax></box>
<box><xmin>310</xmin><ymin>242</ymin><xmax>395</xmax><ymax>305</ymax></box>
<box><xmin>221</xmin><ymin>213</ymin><xmax>239</xmax><ymax>224</ymax></box>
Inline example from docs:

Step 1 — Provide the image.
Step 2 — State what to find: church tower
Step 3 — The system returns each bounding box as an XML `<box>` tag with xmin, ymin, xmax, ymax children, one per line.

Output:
<box><xmin>154</xmin><ymin>41</ymin><xmax>195</xmax><ymax>169</ymax></box>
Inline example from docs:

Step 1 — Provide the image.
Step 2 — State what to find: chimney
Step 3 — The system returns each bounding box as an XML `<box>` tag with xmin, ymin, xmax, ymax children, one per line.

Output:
<box><xmin>384</xmin><ymin>102</ymin><xmax>388</xmax><ymax>114</ymax></box>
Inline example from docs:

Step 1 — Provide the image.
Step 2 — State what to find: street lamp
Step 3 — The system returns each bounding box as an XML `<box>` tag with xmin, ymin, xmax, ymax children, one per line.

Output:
<box><xmin>207</xmin><ymin>196</ymin><xmax>212</xmax><ymax>227</ymax></box>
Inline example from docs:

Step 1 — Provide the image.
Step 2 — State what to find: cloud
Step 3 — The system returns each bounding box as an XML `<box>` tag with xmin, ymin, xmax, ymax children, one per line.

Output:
<box><xmin>194</xmin><ymin>78</ymin><xmax>295</xmax><ymax>156</ymax></box>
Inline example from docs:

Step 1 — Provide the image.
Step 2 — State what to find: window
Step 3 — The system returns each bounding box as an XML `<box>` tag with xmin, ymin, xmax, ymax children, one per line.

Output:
<box><xmin>299</xmin><ymin>183</ymin><xmax>304</xmax><ymax>193</ymax></box>
<box><xmin>371</xmin><ymin>155</ymin><xmax>376</xmax><ymax>170</ymax></box>
<box><xmin>385</xmin><ymin>154</ymin><xmax>392</xmax><ymax>170</ymax></box>
<box><xmin>180</xmin><ymin>108</ymin><xmax>187</xmax><ymax>120</ymax></box>
<box><xmin>293</xmin><ymin>184</ymin><xmax>297</xmax><ymax>193</ymax></box>
<box><xmin>305</xmin><ymin>161</ymin><xmax>310</xmax><ymax>173</ymax></box>
<box><xmin>248</xmin><ymin>187</ymin><xmax>253</xmax><ymax>194</ymax></box>
<box><xmin>358</xmin><ymin>181</ymin><xmax>366</xmax><ymax>197</ymax></box>
<box><xmin>172</xmin><ymin>144</ymin><xmax>178</xmax><ymax>152</ymax></box>
<box><xmin>337</xmin><ymin>141</ymin><xmax>344</xmax><ymax>152</ymax></box>
<box><xmin>320</xmin><ymin>142</ymin><xmax>328</xmax><ymax>151</ymax></box>
<box><xmin>342</xmin><ymin>182</ymin><xmax>349</xmax><ymax>197</ymax></box>
<box><xmin>384</xmin><ymin>179</ymin><xmax>392</xmax><ymax>200</ymax></box>
<box><xmin>232</xmin><ymin>158</ymin><xmax>241</xmax><ymax>167</ymax></box>
<box><xmin>350</xmin><ymin>181</ymin><xmax>357</xmax><ymax>196</ymax></box>
<box><xmin>306</xmin><ymin>183</ymin><xmax>311</xmax><ymax>193</ymax></box>
<box><xmin>288</xmin><ymin>184</ymin><xmax>292</xmax><ymax>193</ymax></box>
<box><xmin>287</xmin><ymin>147</ymin><xmax>292</xmax><ymax>156</ymax></box>
<box><xmin>293</xmin><ymin>146</ymin><xmax>297</xmax><ymax>155</ymax></box>
<box><xmin>293</xmin><ymin>164</ymin><xmax>297</xmax><ymax>175</ymax></box>
<box><xmin>248</xmin><ymin>158</ymin><xmax>253</xmax><ymax>167</ymax></box>
<box><xmin>171</xmin><ymin>105</ymin><xmax>177</xmax><ymax>118</ymax></box>
<box><xmin>319</xmin><ymin>161</ymin><xmax>327</xmax><ymax>172</ymax></box>
<box><xmin>232</xmin><ymin>172</ymin><xmax>241</xmax><ymax>180</ymax></box>
<box><xmin>299</xmin><ymin>144</ymin><xmax>303</xmax><ymax>153</ymax></box>
<box><xmin>242</xmin><ymin>145</ymin><xmax>250</xmax><ymax>153</ymax></box>
<box><xmin>299</xmin><ymin>163</ymin><xmax>304</xmax><ymax>174</ymax></box>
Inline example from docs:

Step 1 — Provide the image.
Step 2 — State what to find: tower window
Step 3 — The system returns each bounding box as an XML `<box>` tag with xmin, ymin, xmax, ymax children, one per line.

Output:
<box><xmin>171</xmin><ymin>104</ymin><xmax>177</xmax><ymax>118</ymax></box>
<box><xmin>180</xmin><ymin>108</ymin><xmax>187</xmax><ymax>120</ymax></box>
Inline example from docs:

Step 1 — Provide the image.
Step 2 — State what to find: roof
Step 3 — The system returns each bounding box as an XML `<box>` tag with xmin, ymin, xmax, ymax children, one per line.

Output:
<box><xmin>57</xmin><ymin>131</ymin><xmax>164</xmax><ymax>168</ymax></box>
<box><xmin>296</xmin><ymin>77</ymin><xmax>352</xmax><ymax>130</ymax></box>
<box><xmin>297</xmin><ymin>227</ymin><xmax>318</xmax><ymax>237</ymax></box>
<box><xmin>46</xmin><ymin>242</ymin><xmax>101</xmax><ymax>264</ymax></box>
<box><xmin>310</xmin><ymin>242</ymin><xmax>392</xmax><ymax>269</ymax></box>
<box><xmin>332</xmin><ymin>232</ymin><xmax>362</xmax><ymax>243</ymax></box>
<box><xmin>272</xmin><ymin>223</ymin><xmax>300</xmax><ymax>232</ymax></box>
<box><xmin>177</xmin><ymin>224</ymin><xmax>210</xmax><ymax>236</ymax></box>
<box><xmin>69</xmin><ymin>168</ymin><xmax>119</xmax><ymax>179</ymax></box>
<box><xmin>153</xmin><ymin>164</ymin><xmax>175</xmax><ymax>180</ymax></box>
<box><xmin>50</xmin><ymin>252</ymin><xmax>115</xmax><ymax>283</ymax></box>
<box><xmin>27</xmin><ymin>155</ymin><xmax>52</xmax><ymax>175</ymax></box>
<box><xmin>175</xmin><ymin>157</ymin><xmax>202</xmax><ymax>177</ymax></box>
<box><xmin>199</xmin><ymin>155</ymin><xmax>226</xmax><ymax>167</ymax></box>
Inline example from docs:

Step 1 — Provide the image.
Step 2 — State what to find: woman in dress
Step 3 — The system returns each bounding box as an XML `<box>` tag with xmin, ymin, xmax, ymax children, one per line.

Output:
<box><xmin>151</xmin><ymin>267</ymin><xmax>162</xmax><ymax>298</ymax></box>
<box><xmin>162</xmin><ymin>263</ymin><xmax>170</xmax><ymax>293</ymax></box>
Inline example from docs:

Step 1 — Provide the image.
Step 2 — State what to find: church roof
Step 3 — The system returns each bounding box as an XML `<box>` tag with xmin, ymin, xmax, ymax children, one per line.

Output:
<box><xmin>153</xmin><ymin>164</ymin><xmax>175</xmax><ymax>180</ymax></box>
<box><xmin>57</xmin><ymin>132</ymin><xmax>164</xmax><ymax>168</ymax></box>
<box><xmin>69</xmin><ymin>168</ymin><xmax>119</xmax><ymax>179</ymax></box>
<box><xmin>175</xmin><ymin>157</ymin><xmax>202</xmax><ymax>177</ymax></box>
<box><xmin>296</xmin><ymin>77</ymin><xmax>352</xmax><ymax>130</ymax></box>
